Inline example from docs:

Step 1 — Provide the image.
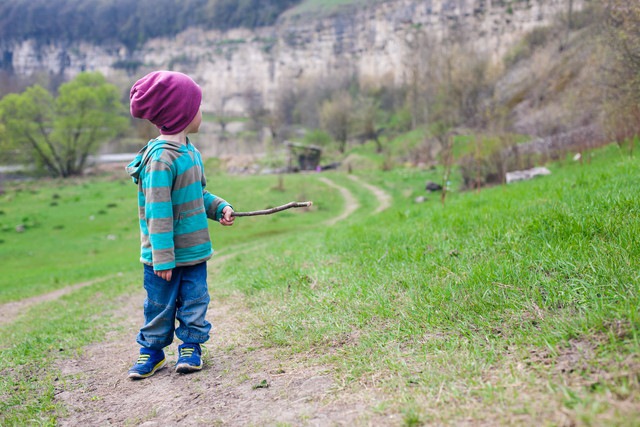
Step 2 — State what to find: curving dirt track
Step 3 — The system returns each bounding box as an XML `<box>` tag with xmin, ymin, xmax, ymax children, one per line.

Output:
<box><xmin>318</xmin><ymin>176</ymin><xmax>360</xmax><ymax>226</ymax></box>
<box><xmin>347</xmin><ymin>175</ymin><xmax>392</xmax><ymax>214</ymax></box>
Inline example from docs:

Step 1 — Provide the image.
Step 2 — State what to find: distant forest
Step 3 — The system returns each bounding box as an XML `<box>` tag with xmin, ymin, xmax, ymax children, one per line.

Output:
<box><xmin>0</xmin><ymin>0</ymin><xmax>301</xmax><ymax>50</ymax></box>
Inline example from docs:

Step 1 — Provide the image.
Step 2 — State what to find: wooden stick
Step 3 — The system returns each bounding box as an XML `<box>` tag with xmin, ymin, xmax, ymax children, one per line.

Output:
<box><xmin>231</xmin><ymin>201</ymin><xmax>313</xmax><ymax>217</ymax></box>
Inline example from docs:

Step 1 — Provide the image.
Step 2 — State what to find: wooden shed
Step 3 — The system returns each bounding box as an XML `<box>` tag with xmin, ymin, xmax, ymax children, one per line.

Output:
<box><xmin>285</xmin><ymin>141</ymin><xmax>322</xmax><ymax>172</ymax></box>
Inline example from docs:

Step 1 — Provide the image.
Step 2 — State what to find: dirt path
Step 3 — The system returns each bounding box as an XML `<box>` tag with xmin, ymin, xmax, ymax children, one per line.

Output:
<box><xmin>0</xmin><ymin>275</ymin><xmax>117</xmax><ymax>326</ymax></box>
<box><xmin>5</xmin><ymin>175</ymin><xmax>395</xmax><ymax>425</ymax></box>
<box><xmin>54</xmin><ymin>286</ymin><xmax>386</xmax><ymax>426</ymax></box>
<box><xmin>51</xmin><ymin>176</ymin><xmax>396</xmax><ymax>425</ymax></box>
<box><xmin>347</xmin><ymin>175</ymin><xmax>392</xmax><ymax>214</ymax></box>
<box><xmin>53</xmin><ymin>242</ymin><xmax>390</xmax><ymax>425</ymax></box>
<box><xmin>318</xmin><ymin>177</ymin><xmax>359</xmax><ymax>226</ymax></box>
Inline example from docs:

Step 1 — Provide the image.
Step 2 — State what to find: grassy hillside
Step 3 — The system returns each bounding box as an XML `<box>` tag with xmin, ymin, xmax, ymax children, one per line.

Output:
<box><xmin>217</xmin><ymin>145</ymin><xmax>639</xmax><ymax>423</ymax></box>
<box><xmin>283</xmin><ymin>0</ymin><xmax>380</xmax><ymax>18</ymax></box>
<box><xmin>0</xmin><ymin>143</ymin><xmax>638</xmax><ymax>424</ymax></box>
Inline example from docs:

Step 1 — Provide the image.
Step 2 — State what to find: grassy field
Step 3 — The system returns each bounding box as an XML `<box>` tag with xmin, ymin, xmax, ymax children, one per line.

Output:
<box><xmin>0</xmin><ymin>173</ymin><xmax>338</xmax><ymax>303</ymax></box>
<box><xmin>283</xmin><ymin>0</ymin><xmax>386</xmax><ymax>18</ymax></box>
<box><xmin>0</xmin><ymin>143</ymin><xmax>638</xmax><ymax>425</ymax></box>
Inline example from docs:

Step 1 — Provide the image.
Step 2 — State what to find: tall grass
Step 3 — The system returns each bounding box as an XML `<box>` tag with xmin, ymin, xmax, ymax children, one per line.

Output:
<box><xmin>215</xmin><ymin>144</ymin><xmax>640</xmax><ymax>423</ymax></box>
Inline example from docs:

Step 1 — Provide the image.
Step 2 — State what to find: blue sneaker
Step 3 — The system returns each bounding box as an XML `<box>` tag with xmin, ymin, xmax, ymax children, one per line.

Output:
<box><xmin>175</xmin><ymin>343</ymin><xmax>202</xmax><ymax>374</ymax></box>
<box><xmin>128</xmin><ymin>348</ymin><xmax>166</xmax><ymax>379</ymax></box>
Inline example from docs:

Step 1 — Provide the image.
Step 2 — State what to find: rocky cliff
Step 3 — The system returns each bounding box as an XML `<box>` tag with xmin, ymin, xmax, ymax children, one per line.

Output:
<box><xmin>2</xmin><ymin>0</ymin><xmax>583</xmax><ymax>114</ymax></box>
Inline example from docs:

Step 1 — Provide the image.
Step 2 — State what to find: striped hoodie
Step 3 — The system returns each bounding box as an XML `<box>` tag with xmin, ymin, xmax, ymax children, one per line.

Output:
<box><xmin>126</xmin><ymin>138</ymin><xmax>230</xmax><ymax>271</ymax></box>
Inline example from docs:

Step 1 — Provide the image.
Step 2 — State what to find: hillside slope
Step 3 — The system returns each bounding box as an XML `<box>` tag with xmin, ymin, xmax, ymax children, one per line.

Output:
<box><xmin>498</xmin><ymin>14</ymin><xmax>601</xmax><ymax>135</ymax></box>
<box><xmin>2</xmin><ymin>0</ymin><xmax>583</xmax><ymax>116</ymax></box>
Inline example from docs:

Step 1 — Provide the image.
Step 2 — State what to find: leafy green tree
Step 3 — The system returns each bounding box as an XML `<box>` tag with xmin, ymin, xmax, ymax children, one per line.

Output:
<box><xmin>209</xmin><ymin>0</ymin><xmax>300</xmax><ymax>30</ymax></box>
<box><xmin>320</xmin><ymin>91</ymin><xmax>352</xmax><ymax>153</ymax></box>
<box><xmin>0</xmin><ymin>72</ymin><xmax>128</xmax><ymax>177</ymax></box>
<box><xmin>353</xmin><ymin>95</ymin><xmax>385</xmax><ymax>153</ymax></box>
<box><xmin>303</xmin><ymin>129</ymin><xmax>332</xmax><ymax>147</ymax></box>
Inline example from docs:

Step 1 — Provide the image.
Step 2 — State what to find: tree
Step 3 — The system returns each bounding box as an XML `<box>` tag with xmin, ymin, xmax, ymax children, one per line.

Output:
<box><xmin>354</xmin><ymin>95</ymin><xmax>385</xmax><ymax>153</ymax></box>
<box><xmin>0</xmin><ymin>72</ymin><xmax>128</xmax><ymax>177</ymax></box>
<box><xmin>0</xmin><ymin>0</ymin><xmax>300</xmax><ymax>52</ymax></box>
<box><xmin>320</xmin><ymin>91</ymin><xmax>352</xmax><ymax>153</ymax></box>
<box><xmin>214</xmin><ymin>93</ymin><xmax>233</xmax><ymax>143</ymax></box>
<box><xmin>267</xmin><ymin>86</ymin><xmax>297</xmax><ymax>143</ymax></box>
<box><xmin>602</xmin><ymin>0</ymin><xmax>640</xmax><ymax>143</ymax></box>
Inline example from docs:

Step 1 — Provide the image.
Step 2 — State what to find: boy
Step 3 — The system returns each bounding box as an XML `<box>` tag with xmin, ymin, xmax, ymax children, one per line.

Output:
<box><xmin>126</xmin><ymin>71</ymin><xmax>234</xmax><ymax>379</ymax></box>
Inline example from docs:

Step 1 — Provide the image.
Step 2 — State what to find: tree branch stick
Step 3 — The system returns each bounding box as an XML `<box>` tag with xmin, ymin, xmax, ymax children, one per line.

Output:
<box><xmin>231</xmin><ymin>201</ymin><xmax>313</xmax><ymax>217</ymax></box>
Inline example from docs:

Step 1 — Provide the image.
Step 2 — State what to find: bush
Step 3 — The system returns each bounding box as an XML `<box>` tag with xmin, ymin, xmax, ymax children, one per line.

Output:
<box><xmin>457</xmin><ymin>136</ymin><xmax>539</xmax><ymax>190</ymax></box>
<box><xmin>303</xmin><ymin>129</ymin><xmax>332</xmax><ymax>147</ymax></box>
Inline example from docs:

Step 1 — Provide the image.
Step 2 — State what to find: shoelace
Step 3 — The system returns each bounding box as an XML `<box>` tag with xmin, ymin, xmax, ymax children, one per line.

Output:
<box><xmin>179</xmin><ymin>347</ymin><xmax>196</xmax><ymax>358</ymax></box>
<box><xmin>135</xmin><ymin>354</ymin><xmax>151</xmax><ymax>365</ymax></box>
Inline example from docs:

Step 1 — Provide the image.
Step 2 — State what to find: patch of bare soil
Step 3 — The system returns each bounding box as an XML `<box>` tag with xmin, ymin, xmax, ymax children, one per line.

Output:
<box><xmin>54</xmin><ymin>287</ymin><xmax>390</xmax><ymax>426</ymax></box>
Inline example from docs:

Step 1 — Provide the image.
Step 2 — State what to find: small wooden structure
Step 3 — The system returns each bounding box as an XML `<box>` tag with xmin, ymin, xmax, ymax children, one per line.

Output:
<box><xmin>285</xmin><ymin>141</ymin><xmax>322</xmax><ymax>172</ymax></box>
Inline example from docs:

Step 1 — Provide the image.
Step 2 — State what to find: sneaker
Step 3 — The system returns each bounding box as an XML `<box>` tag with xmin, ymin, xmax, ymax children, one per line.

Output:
<box><xmin>128</xmin><ymin>348</ymin><xmax>166</xmax><ymax>379</ymax></box>
<box><xmin>175</xmin><ymin>343</ymin><xmax>203</xmax><ymax>374</ymax></box>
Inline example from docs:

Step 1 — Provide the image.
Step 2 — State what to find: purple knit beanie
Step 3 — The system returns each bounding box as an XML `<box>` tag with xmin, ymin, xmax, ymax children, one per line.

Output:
<box><xmin>130</xmin><ymin>71</ymin><xmax>202</xmax><ymax>135</ymax></box>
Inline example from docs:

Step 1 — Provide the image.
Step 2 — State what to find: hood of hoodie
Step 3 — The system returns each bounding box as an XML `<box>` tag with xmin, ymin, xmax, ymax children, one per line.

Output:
<box><xmin>126</xmin><ymin>139</ymin><xmax>184</xmax><ymax>183</ymax></box>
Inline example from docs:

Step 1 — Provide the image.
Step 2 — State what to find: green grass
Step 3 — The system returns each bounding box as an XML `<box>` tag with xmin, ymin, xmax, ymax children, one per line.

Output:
<box><xmin>1</xmin><ymin>143</ymin><xmax>639</xmax><ymax>424</ymax></box>
<box><xmin>0</xmin><ymin>171</ymin><xmax>343</xmax><ymax>425</ymax></box>
<box><xmin>0</xmin><ymin>273</ymin><xmax>139</xmax><ymax>425</ymax></box>
<box><xmin>0</xmin><ymin>178</ymin><xmax>140</xmax><ymax>301</ymax></box>
<box><xmin>287</xmin><ymin>0</ymin><xmax>380</xmax><ymax>16</ymax></box>
<box><xmin>215</xmin><ymin>144</ymin><xmax>640</xmax><ymax>423</ymax></box>
<box><xmin>201</xmin><ymin>112</ymin><xmax>247</xmax><ymax>123</ymax></box>
<box><xmin>0</xmin><ymin>173</ymin><xmax>339</xmax><ymax>303</ymax></box>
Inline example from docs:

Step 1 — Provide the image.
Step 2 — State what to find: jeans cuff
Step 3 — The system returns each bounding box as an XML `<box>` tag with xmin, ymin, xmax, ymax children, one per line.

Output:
<box><xmin>137</xmin><ymin>334</ymin><xmax>172</xmax><ymax>350</ymax></box>
<box><xmin>176</xmin><ymin>331</ymin><xmax>209</xmax><ymax>344</ymax></box>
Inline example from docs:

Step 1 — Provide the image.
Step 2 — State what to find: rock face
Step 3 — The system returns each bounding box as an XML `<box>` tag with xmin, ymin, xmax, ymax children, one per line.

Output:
<box><xmin>1</xmin><ymin>0</ymin><xmax>583</xmax><ymax>114</ymax></box>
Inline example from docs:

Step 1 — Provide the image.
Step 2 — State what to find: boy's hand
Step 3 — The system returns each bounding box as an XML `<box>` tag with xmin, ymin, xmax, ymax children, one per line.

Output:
<box><xmin>220</xmin><ymin>206</ymin><xmax>235</xmax><ymax>226</ymax></box>
<box><xmin>155</xmin><ymin>269</ymin><xmax>172</xmax><ymax>281</ymax></box>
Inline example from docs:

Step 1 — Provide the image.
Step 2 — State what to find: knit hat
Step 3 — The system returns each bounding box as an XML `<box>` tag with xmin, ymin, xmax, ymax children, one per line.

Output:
<box><xmin>130</xmin><ymin>71</ymin><xmax>202</xmax><ymax>135</ymax></box>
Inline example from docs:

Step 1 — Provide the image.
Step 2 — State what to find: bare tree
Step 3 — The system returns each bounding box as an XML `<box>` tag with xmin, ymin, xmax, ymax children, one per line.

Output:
<box><xmin>214</xmin><ymin>93</ymin><xmax>234</xmax><ymax>143</ymax></box>
<box><xmin>245</xmin><ymin>88</ymin><xmax>267</xmax><ymax>135</ymax></box>
<box><xmin>602</xmin><ymin>1</ymin><xmax>640</xmax><ymax>144</ymax></box>
<box><xmin>561</xmin><ymin>0</ymin><xmax>575</xmax><ymax>50</ymax></box>
<box><xmin>268</xmin><ymin>86</ymin><xmax>297</xmax><ymax>143</ymax></box>
<box><xmin>439</xmin><ymin>131</ymin><xmax>456</xmax><ymax>206</ymax></box>
<box><xmin>402</xmin><ymin>25</ymin><xmax>434</xmax><ymax>129</ymax></box>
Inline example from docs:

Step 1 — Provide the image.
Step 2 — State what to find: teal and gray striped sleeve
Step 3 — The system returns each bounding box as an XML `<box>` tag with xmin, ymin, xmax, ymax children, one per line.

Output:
<box><xmin>142</xmin><ymin>159</ymin><xmax>175</xmax><ymax>271</ymax></box>
<box><xmin>201</xmin><ymin>174</ymin><xmax>231</xmax><ymax>220</ymax></box>
<box><xmin>204</xmin><ymin>191</ymin><xmax>230</xmax><ymax>221</ymax></box>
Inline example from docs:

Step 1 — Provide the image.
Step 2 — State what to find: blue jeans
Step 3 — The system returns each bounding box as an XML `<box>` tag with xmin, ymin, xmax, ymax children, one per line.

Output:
<box><xmin>137</xmin><ymin>262</ymin><xmax>211</xmax><ymax>350</ymax></box>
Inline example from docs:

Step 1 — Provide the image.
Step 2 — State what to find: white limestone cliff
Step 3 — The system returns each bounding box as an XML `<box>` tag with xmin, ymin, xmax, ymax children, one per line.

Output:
<box><xmin>1</xmin><ymin>0</ymin><xmax>583</xmax><ymax>114</ymax></box>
